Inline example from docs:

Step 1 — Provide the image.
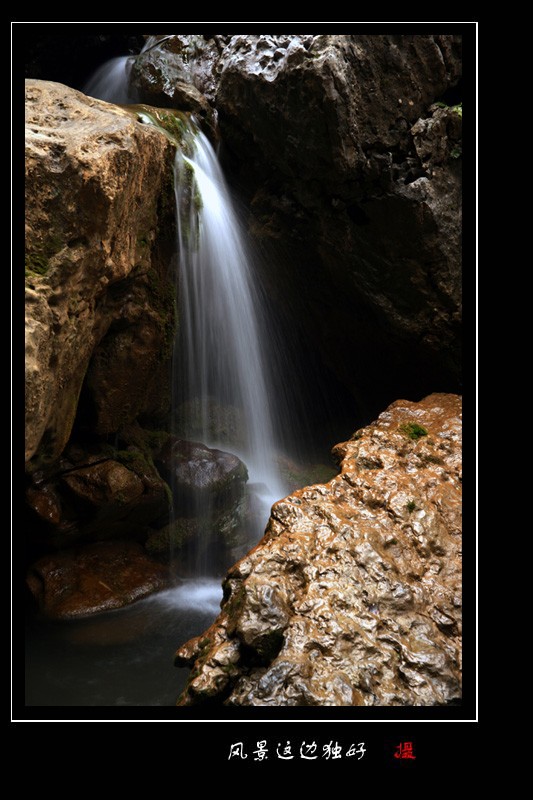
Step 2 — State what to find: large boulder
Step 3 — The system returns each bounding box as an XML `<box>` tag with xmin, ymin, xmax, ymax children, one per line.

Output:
<box><xmin>25</xmin><ymin>79</ymin><xmax>177</xmax><ymax>471</ymax></box>
<box><xmin>123</xmin><ymin>34</ymin><xmax>464</xmax><ymax>413</ymax></box>
<box><xmin>174</xmin><ymin>393</ymin><xmax>462</xmax><ymax>706</ymax></box>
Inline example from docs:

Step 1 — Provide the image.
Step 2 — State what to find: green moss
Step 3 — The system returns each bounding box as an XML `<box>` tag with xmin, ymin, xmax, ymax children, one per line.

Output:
<box><xmin>400</xmin><ymin>422</ymin><xmax>428</xmax><ymax>440</ymax></box>
<box><xmin>407</xmin><ymin>500</ymin><xmax>416</xmax><ymax>513</ymax></box>
<box><xmin>115</xmin><ymin>423</ymin><xmax>173</xmax><ymax>508</ymax></box>
<box><xmin>116</xmin><ymin>449</ymin><xmax>151</xmax><ymax>477</ymax></box>
<box><xmin>25</xmin><ymin>233</ymin><xmax>64</xmax><ymax>278</ymax></box>
<box><xmin>159</xmin><ymin>111</ymin><xmax>189</xmax><ymax>143</ymax></box>
<box><xmin>145</xmin><ymin>520</ymin><xmax>185</xmax><ymax>555</ymax></box>
<box><xmin>136</xmin><ymin>232</ymin><xmax>151</xmax><ymax>252</ymax></box>
<box><xmin>435</xmin><ymin>101</ymin><xmax>462</xmax><ymax>116</ymax></box>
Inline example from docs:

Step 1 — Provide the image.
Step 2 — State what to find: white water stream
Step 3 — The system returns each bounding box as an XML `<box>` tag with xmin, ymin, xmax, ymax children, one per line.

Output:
<box><xmin>173</xmin><ymin>125</ymin><xmax>286</xmax><ymax>503</ymax></box>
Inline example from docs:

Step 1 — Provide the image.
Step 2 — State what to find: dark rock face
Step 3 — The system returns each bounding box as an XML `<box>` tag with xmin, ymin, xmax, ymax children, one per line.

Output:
<box><xmin>212</xmin><ymin>35</ymin><xmax>463</xmax><ymax>410</ymax></box>
<box><xmin>174</xmin><ymin>393</ymin><xmax>463</xmax><ymax>707</ymax></box>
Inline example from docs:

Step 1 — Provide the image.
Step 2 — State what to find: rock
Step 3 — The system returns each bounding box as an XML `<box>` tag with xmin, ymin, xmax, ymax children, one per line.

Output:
<box><xmin>132</xmin><ymin>35</ymin><xmax>221</xmax><ymax>104</ymax></box>
<box><xmin>148</xmin><ymin>437</ymin><xmax>251</xmax><ymax>572</ymax></box>
<box><xmin>25</xmin><ymin>436</ymin><xmax>172</xmax><ymax>550</ymax></box>
<box><xmin>213</xmin><ymin>35</ymin><xmax>463</xmax><ymax>409</ymax></box>
<box><xmin>174</xmin><ymin>393</ymin><xmax>462</xmax><ymax>706</ymax></box>
<box><xmin>128</xmin><ymin>35</ymin><xmax>219</xmax><ymax>137</ymax></box>
<box><xmin>129</xmin><ymin>34</ymin><xmax>463</xmax><ymax>411</ymax></box>
<box><xmin>62</xmin><ymin>459</ymin><xmax>145</xmax><ymax>506</ymax></box>
<box><xmin>25</xmin><ymin>79</ymin><xmax>177</xmax><ymax>471</ymax></box>
<box><xmin>26</xmin><ymin>540</ymin><xmax>171</xmax><ymax>619</ymax></box>
<box><xmin>156</xmin><ymin>437</ymin><xmax>248</xmax><ymax>514</ymax></box>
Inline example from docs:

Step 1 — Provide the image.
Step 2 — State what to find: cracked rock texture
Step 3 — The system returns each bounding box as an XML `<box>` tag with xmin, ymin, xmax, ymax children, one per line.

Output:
<box><xmin>174</xmin><ymin>393</ymin><xmax>462</xmax><ymax>706</ymax></box>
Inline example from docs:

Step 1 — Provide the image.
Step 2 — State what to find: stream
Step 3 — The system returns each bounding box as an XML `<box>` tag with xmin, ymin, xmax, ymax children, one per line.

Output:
<box><xmin>25</xmin><ymin>578</ymin><xmax>223</xmax><ymax>707</ymax></box>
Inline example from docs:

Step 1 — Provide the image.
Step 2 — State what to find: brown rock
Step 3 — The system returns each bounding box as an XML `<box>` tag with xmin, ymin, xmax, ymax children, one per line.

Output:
<box><xmin>62</xmin><ymin>460</ymin><xmax>145</xmax><ymax>506</ymax></box>
<box><xmin>25</xmin><ymin>79</ymin><xmax>176</xmax><ymax>470</ymax></box>
<box><xmin>26</xmin><ymin>540</ymin><xmax>171</xmax><ymax>619</ymax></box>
<box><xmin>174</xmin><ymin>393</ymin><xmax>462</xmax><ymax>706</ymax></box>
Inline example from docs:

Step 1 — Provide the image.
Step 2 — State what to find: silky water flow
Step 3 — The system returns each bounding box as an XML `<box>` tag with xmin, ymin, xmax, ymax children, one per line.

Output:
<box><xmin>170</xmin><ymin>120</ymin><xmax>289</xmax><ymax>575</ymax></box>
<box><xmin>25</xmin><ymin>39</ymin><xmax>294</xmax><ymax>707</ymax></box>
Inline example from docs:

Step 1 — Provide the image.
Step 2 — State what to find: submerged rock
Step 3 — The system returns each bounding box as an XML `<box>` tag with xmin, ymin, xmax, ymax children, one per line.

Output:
<box><xmin>174</xmin><ymin>393</ymin><xmax>462</xmax><ymax>706</ymax></box>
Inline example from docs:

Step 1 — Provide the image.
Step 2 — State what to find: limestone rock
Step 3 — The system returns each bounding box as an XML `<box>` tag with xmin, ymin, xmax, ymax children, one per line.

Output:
<box><xmin>174</xmin><ymin>393</ymin><xmax>462</xmax><ymax>706</ymax></box>
<box><xmin>25</xmin><ymin>79</ymin><xmax>176</xmax><ymax>471</ymax></box>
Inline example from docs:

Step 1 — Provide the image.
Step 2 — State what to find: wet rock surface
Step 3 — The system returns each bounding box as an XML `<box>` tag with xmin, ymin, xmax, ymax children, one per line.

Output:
<box><xmin>26</xmin><ymin>540</ymin><xmax>171</xmax><ymax>619</ymax></box>
<box><xmin>148</xmin><ymin>437</ymin><xmax>254</xmax><ymax>572</ymax></box>
<box><xmin>174</xmin><ymin>393</ymin><xmax>462</xmax><ymax>706</ymax></box>
<box><xmin>156</xmin><ymin>438</ymin><xmax>248</xmax><ymax>511</ymax></box>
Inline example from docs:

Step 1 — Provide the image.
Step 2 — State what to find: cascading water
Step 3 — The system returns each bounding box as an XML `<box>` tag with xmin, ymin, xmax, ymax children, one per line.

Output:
<box><xmin>173</xmin><ymin>124</ymin><xmax>286</xmax><ymax>494</ymax></box>
<box><xmin>26</xmin><ymin>37</ymin><xmax>335</xmax><ymax>707</ymax></box>
<box><xmin>82</xmin><ymin>36</ymin><xmax>173</xmax><ymax>104</ymax></box>
<box><xmin>82</xmin><ymin>36</ymin><xmax>289</xmax><ymax>559</ymax></box>
<box><xmin>82</xmin><ymin>56</ymin><xmax>139</xmax><ymax>104</ymax></box>
<box><xmin>168</xmin><ymin>117</ymin><xmax>289</xmax><ymax>575</ymax></box>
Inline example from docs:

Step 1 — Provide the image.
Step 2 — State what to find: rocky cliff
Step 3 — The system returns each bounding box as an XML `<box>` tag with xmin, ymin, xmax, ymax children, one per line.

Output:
<box><xmin>175</xmin><ymin>393</ymin><xmax>462</xmax><ymax>706</ymax></box>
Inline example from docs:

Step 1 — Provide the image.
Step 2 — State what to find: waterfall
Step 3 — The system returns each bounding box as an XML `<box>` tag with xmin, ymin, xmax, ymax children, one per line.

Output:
<box><xmin>82</xmin><ymin>36</ymin><xmax>169</xmax><ymax>104</ymax></box>
<box><xmin>83</xmin><ymin>40</ymin><xmax>288</xmax><ymax>576</ymax></box>
<box><xmin>173</xmin><ymin>123</ymin><xmax>285</xmax><ymax>499</ymax></box>
<box><xmin>82</xmin><ymin>56</ymin><xmax>139</xmax><ymax>104</ymax></box>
